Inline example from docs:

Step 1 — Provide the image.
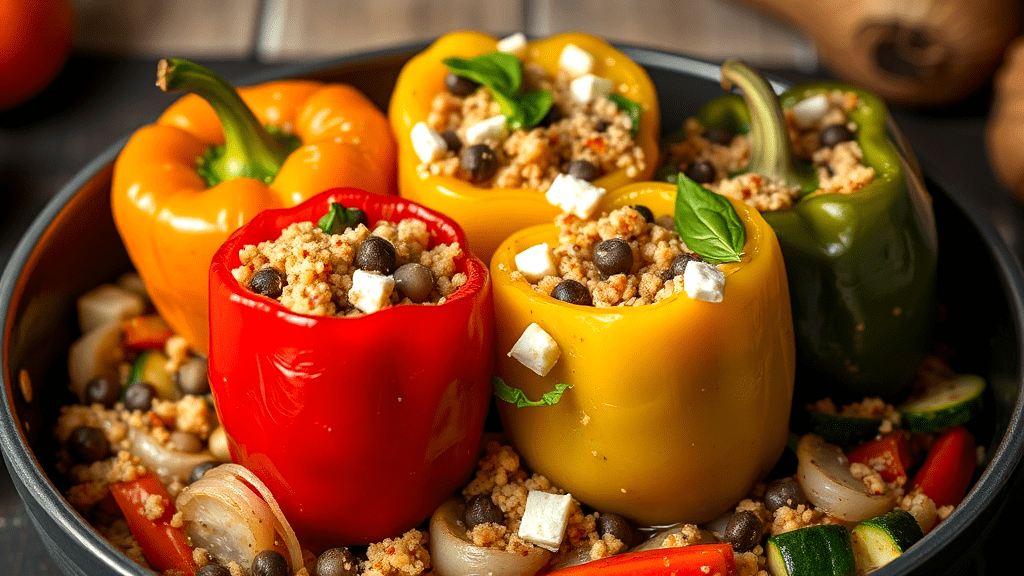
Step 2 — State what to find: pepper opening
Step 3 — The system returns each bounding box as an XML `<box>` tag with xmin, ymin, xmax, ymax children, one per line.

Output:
<box><xmin>157</xmin><ymin>58</ymin><xmax>301</xmax><ymax>187</ymax></box>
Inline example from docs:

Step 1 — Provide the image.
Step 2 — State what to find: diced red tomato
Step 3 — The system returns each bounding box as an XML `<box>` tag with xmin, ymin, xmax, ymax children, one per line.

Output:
<box><xmin>847</xmin><ymin>430</ymin><xmax>914</xmax><ymax>483</ymax></box>
<box><xmin>122</xmin><ymin>314</ymin><xmax>174</xmax><ymax>349</ymax></box>
<box><xmin>911</xmin><ymin>425</ymin><xmax>976</xmax><ymax>507</ymax></box>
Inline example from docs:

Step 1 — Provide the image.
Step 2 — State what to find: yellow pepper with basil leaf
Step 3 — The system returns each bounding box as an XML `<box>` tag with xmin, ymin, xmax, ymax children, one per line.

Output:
<box><xmin>490</xmin><ymin>178</ymin><xmax>795</xmax><ymax>526</ymax></box>
<box><xmin>388</xmin><ymin>31</ymin><xmax>660</xmax><ymax>261</ymax></box>
<box><xmin>112</xmin><ymin>59</ymin><xmax>396</xmax><ymax>355</ymax></box>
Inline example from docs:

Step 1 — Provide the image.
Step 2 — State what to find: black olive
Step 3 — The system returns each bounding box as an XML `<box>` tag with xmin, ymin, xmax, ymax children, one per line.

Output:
<box><xmin>723</xmin><ymin>510</ymin><xmax>763</xmax><ymax>553</ymax></box>
<box><xmin>445</xmin><ymin>72</ymin><xmax>479</xmax><ymax>97</ymax></box>
<box><xmin>461</xmin><ymin>144</ymin><xmax>498</xmax><ymax>182</ymax></box>
<box><xmin>123</xmin><ymin>382</ymin><xmax>156</xmax><ymax>412</ymax></box>
<box><xmin>177</xmin><ymin>356</ymin><xmax>209</xmax><ymax>395</ymax></box>
<box><xmin>197</xmin><ymin>565</ymin><xmax>231</xmax><ymax>576</ymax></box>
<box><xmin>666</xmin><ymin>253</ymin><xmax>702</xmax><ymax>280</ymax></box>
<box><xmin>820</xmin><ymin>123</ymin><xmax>855</xmax><ymax>148</ymax></box>
<box><xmin>551</xmin><ymin>279</ymin><xmax>592</xmax><ymax>306</ymax></box>
<box><xmin>630</xmin><ymin>205</ymin><xmax>654</xmax><ymax>223</ymax></box>
<box><xmin>566</xmin><ymin>159</ymin><xmax>600</xmax><ymax>182</ymax></box>
<box><xmin>355</xmin><ymin>236</ymin><xmax>397</xmax><ymax>274</ymax></box>
<box><xmin>764</xmin><ymin>477</ymin><xmax>807</xmax><ymax>512</ymax></box>
<box><xmin>464</xmin><ymin>494</ymin><xmax>504</xmax><ymax>529</ymax></box>
<box><xmin>593</xmin><ymin>239</ymin><xmax>633</xmax><ymax>276</ymax></box>
<box><xmin>316</xmin><ymin>547</ymin><xmax>359</xmax><ymax>576</ymax></box>
<box><xmin>596</xmin><ymin>512</ymin><xmax>634</xmax><ymax>545</ymax></box>
<box><xmin>538</xmin><ymin>105</ymin><xmax>563</xmax><ymax>127</ymax></box>
<box><xmin>439</xmin><ymin>129</ymin><xmax>462</xmax><ymax>155</ymax></box>
<box><xmin>251</xmin><ymin>549</ymin><xmax>289</xmax><ymax>576</ymax></box>
<box><xmin>684</xmin><ymin>160</ymin><xmax>716</xmax><ymax>184</ymax></box>
<box><xmin>249</xmin><ymin>268</ymin><xmax>286</xmax><ymax>299</ymax></box>
<box><xmin>394</xmin><ymin>263</ymin><xmax>435</xmax><ymax>303</ymax></box>
<box><xmin>68</xmin><ymin>426</ymin><xmax>109</xmax><ymax>463</ymax></box>
<box><xmin>703</xmin><ymin>126</ymin><xmax>734</xmax><ymax>146</ymax></box>
<box><xmin>594</xmin><ymin>119</ymin><xmax>610</xmax><ymax>132</ymax></box>
<box><xmin>190</xmin><ymin>461</ymin><xmax>218</xmax><ymax>484</ymax></box>
<box><xmin>84</xmin><ymin>376</ymin><xmax>121</xmax><ymax>408</ymax></box>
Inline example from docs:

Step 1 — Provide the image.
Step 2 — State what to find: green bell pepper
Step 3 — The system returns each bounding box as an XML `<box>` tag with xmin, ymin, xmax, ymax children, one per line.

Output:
<box><xmin>667</xmin><ymin>61</ymin><xmax>938</xmax><ymax>398</ymax></box>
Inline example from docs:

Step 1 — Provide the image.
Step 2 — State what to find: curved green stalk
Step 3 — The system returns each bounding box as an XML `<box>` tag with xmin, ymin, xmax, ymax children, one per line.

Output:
<box><xmin>157</xmin><ymin>58</ymin><xmax>296</xmax><ymax>186</ymax></box>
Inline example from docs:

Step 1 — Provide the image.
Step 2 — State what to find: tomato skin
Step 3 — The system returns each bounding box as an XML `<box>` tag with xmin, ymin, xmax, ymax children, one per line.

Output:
<box><xmin>0</xmin><ymin>0</ymin><xmax>75</xmax><ymax>110</ymax></box>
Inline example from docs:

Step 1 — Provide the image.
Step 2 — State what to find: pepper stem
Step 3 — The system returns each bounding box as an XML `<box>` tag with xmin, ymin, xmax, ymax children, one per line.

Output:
<box><xmin>157</xmin><ymin>58</ymin><xmax>291</xmax><ymax>185</ymax></box>
<box><xmin>719</xmin><ymin>60</ymin><xmax>803</xmax><ymax>190</ymax></box>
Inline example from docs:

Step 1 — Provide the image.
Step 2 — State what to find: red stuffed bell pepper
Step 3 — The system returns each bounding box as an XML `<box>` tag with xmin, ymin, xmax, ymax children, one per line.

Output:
<box><xmin>207</xmin><ymin>188</ymin><xmax>494</xmax><ymax>550</ymax></box>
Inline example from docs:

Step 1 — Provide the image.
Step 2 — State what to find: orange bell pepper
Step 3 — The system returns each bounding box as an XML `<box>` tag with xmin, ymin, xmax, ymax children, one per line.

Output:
<box><xmin>388</xmin><ymin>31</ymin><xmax>660</xmax><ymax>261</ymax></box>
<box><xmin>112</xmin><ymin>59</ymin><xmax>396</xmax><ymax>355</ymax></box>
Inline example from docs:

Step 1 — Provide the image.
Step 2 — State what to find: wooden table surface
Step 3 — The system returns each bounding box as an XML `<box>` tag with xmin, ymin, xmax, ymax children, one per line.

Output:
<box><xmin>1</xmin><ymin>52</ymin><xmax>1021</xmax><ymax>575</ymax></box>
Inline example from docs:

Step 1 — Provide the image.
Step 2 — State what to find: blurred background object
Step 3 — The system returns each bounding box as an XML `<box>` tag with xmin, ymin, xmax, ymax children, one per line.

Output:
<box><xmin>0</xmin><ymin>0</ymin><xmax>75</xmax><ymax>111</ymax></box>
<box><xmin>987</xmin><ymin>37</ymin><xmax>1024</xmax><ymax>202</ymax></box>
<box><xmin>741</xmin><ymin>0</ymin><xmax>1022</xmax><ymax>107</ymax></box>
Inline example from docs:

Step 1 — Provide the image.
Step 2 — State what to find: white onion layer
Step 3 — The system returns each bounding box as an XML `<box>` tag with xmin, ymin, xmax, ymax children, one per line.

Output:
<box><xmin>796</xmin><ymin>434</ymin><xmax>896</xmax><ymax>522</ymax></box>
<box><xmin>429</xmin><ymin>499</ymin><xmax>551</xmax><ymax>576</ymax></box>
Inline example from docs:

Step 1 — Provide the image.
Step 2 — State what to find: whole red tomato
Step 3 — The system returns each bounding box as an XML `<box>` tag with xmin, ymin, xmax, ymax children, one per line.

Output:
<box><xmin>0</xmin><ymin>0</ymin><xmax>75</xmax><ymax>111</ymax></box>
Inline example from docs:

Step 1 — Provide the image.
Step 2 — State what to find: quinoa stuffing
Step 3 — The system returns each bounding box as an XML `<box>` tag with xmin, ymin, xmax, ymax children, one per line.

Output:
<box><xmin>665</xmin><ymin>90</ymin><xmax>875</xmax><ymax>212</ymax></box>
<box><xmin>417</xmin><ymin>45</ymin><xmax>646</xmax><ymax>192</ymax></box>
<box><xmin>231</xmin><ymin>218</ymin><xmax>467</xmax><ymax>316</ymax></box>
<box><xmin>510</xmin><ymin>205</ymin><xmax>723</xmax><ymax>307</ymax></box>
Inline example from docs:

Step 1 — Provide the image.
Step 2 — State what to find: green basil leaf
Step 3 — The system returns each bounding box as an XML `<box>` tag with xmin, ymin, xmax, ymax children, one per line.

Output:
<box><xmin>493</xmin><ymin>376</ymin><xmax>572</xmax><ymax>408</ymax></box>
<box><xmin>512</xmin><ymin>90</ymin><xmax>554</xmax><ymax>131</ymax></box>
<box><xmin>443</xmin><ymin>52</ymin><xmax>522</xmax><ymax>94</ymax></box>
<box><xmin>607</xmin><ymin>93</ymin><xmax>641</xmax><ymax>137</ymax></box>
<box><xmin>674</xmin><ymin>174</ymin><xmax>745</xmax><ymax>264</ymax></box>
<box><xmin>318</xmin><ymin>202</ymin><xmax>366</xmax><ymax>235</ymax></box>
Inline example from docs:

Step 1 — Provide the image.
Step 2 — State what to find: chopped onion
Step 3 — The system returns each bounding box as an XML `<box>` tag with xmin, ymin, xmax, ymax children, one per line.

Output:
<box><xmin>175</xmin><ymin>464</ymin><xmax>303</xmax><ymax>571</ymax></box>
<box><xmin>429</xmin><ymin>499</ymin><xmax>551</xmax><ymax>576</ymax></box>
<box><xmin>796</xmin><ymin>434</ymin><xmax>896</xmax><ymax>523</ymax></box>
<box><xmin>127</xmin><ymin>426</ymin><xmax>215</xmax><ymax>486</ymax></box>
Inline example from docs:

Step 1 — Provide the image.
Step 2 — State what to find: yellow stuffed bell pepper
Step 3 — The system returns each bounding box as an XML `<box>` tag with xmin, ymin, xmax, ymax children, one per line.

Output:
<box><xmin>389</xmin><ymin>31</ymin><xmax>660</xmax><ymax>261</ymax></box>
<box><xmin>491</xmin><ymin>181</ymin><xmax>795</xmax><ymax>526</ymax></box>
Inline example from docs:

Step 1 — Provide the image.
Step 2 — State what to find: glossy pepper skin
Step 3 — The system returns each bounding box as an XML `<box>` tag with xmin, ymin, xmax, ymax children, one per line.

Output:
<box><xmin>388</xmin><ymin>31</ymin><xmax>660</xmax><ymax>262</ymax></box>
<box><xmin>208</xmin><ymin>188</ymin><xmax>493</xmax><ymax>550</ymax></box>
<box><xmin>685</xmin><ymin>71</ymin><xmax>937</xmax><ymax>398</ymax></box>
<box><xmin>113</xmin><ymin>59</ymin><xmax>396</xmax><ymax>356</ymax></box>
<box><xmin>491</xmin><ymin>181</ymin><xmax>795</xmax><ymax>526</ymax></box>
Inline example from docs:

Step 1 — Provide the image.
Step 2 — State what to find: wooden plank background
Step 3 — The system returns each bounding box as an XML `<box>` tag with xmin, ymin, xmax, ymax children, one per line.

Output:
<box><xmin>71</xmin><ymin>0</ymin><xmax>818</xmax><ymax>69</ymax></box>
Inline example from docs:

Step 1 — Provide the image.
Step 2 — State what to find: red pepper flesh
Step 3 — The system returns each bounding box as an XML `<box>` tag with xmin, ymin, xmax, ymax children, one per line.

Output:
<box><xmin>546</xmin><ymin>544</ymin><xmax>735</xmax><ymax>576</ymax></box>
<box><xmin>911</xmin><ymin>425</ymin><xmax>976</xmax><ymax>507</ymax></box>
<box><xmin>108</xmin><ymin>473</ymin><xmax>198</xmax><ymax>576</ymax></box>
<box><xmin>208</xmin><ymin>188</ymin><xmax>494</xmax><ymax>550</ymax></box>
<box><xmin>847</xmin><ymin>431</ymin><xmax>913</xmax><ymax>483</ymax></box>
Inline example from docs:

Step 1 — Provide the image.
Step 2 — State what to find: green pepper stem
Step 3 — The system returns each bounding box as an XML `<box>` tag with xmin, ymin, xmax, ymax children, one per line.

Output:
<box><xmin>158</xmin><ymin>58</ymin><xmax>289</xmax><ymax>185</ymax></box>
<box><xmin>719</xmin><ymin>60</ymin><xmax>800</xmax><ymax>188</ymax></box>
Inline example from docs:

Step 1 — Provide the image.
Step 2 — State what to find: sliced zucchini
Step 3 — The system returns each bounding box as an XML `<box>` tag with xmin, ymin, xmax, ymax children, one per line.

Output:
<box><xmin>77</xmin><ymin>284</ymin><xmax>146</xmax><ymax>333</ymax></box>
<box><xmin>850</xmin><ymin>509</ymin><xmax>924</xmax><ymax>574</ymax></box>
<box><xmin>807</xmin><ymin>411</ymin><xmax>884</xmax><ymax>446</ymax></box>
<box><xmin>767</xmin><ymin>524</ymin><xmax>856</xmax><ymax>576</ymax></box>
<box><xmin>900</xmin><ymin>374</ymin><xmax>985</xmax><ymax>433</ymax></box>
<box><xmin>129</xmin><ymin>350</ymin><xmax>180</xmax><ymax>401</ymax></box>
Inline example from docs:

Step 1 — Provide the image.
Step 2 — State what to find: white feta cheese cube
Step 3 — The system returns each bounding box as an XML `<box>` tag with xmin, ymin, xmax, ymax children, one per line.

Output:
<box><xmin>465</xmin><ymin>115</ymin><xmax>508</xmax><ymax>145</ymax></box>
<box><xmin>684</xmin><ymin>260</ymin><xmax>726</xmax><ymax>303</ymax></box>
<box><xmin>514</xmin><ymin>243</ymin><xmax>557</xmax><ymax>282</ymax></box>
<box><xmin>411</xmin><ymin>121</ymin><xmax>447</xmax><ymax>163</ymax></box>
<box><xmin>790</xmin><ymin>94</ymin><xmax>829</xmax><ymax>130</ymax></box>
<box><xmin>569</xmin><ymin>74</ymin><xmax>614</xmax><ymax>104</ymax></box>
<box><xmin>518</xmin><ymin>490</ymin><xmax>573</xmax><ymax>552</ymax></box>
<box><xmin>558</xmin><ymin>43</ymin><xmax>594</xmax><ymax>77</ymax></box>
<box><xmin>545</xmin><ymin>173</ymin><xmax>607</xmax><ymax>219</ymax></box>
<box><xmin>497</xmin><ymin>32</ymin><xmax>528</xmax><ymax>57</ymax></box>
<box><xmin>348</xmin><ymin>269</ymin><xmax>395</xmax><ymax>313</ymax></box>
<box><xmin>508</xmin><ymin>323</ymin><xmax>560</xmax><ymax>377</ymax></box>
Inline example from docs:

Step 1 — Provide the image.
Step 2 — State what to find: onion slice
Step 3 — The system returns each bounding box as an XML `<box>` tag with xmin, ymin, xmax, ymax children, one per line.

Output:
<box><xmin>796</xmin><ymin>434</ymin><xmax>896</xmax><ymax>522</ymax></box>
<box><xmin>127</xmin><ymin>425</ymin><xmax>215</xmax><ymax>487</ymax></box>
<box><xmin>429</xmin><ymin>498</ymin><xmax>551</xmax><ymax>576</ymax></box>
<box><xmin>175</xmin><ymin>464</ymin><xmax>303</xmax><ymax>571</ymax></box>
<box><xmin>630</xmin><ymin>524</ymin><xmax>720</xmax><ymax>552</ymax></box>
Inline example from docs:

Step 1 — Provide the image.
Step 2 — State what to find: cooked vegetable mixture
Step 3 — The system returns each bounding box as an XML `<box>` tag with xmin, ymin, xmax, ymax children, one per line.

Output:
<box><xmin>55</xmin><ymin>285</ymin><xmax>982</xmax><ymax>576</ymax></box>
